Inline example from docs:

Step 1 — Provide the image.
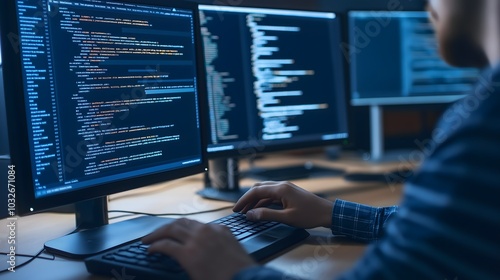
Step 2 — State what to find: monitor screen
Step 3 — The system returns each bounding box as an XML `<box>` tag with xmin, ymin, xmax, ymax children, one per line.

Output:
<box><xmin>199</xmin><ymin>5</ymin><xmax>349</xmax><ymax>158</ymax></box>
<box><xmin>349</xmin><ymin>11</ymin><xmax>481</xmax><ymax>106</ymax></box>
<box><xmin>1</xmin><ymin>0</ymin><xmax>207</xmax><ymax>214</ymax></box>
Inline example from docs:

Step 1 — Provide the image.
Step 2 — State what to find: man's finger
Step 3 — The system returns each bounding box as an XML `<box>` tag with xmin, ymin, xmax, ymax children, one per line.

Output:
<box><xmin>142</xmin><ymin>218</ymin><xmax>198</xmax><ymax>244</ymax></box>
<box><xmin>246</xmin><ymin>207</ymin><xmax>288</xmax><ymax>224</ymax></box>
<box><xmin>252</xmin><ymin>181</ymin><xmax>279</xmax><ymax>187</ymax></box>
<box><xmin>147</xmin><ymin>238</ymin><xmax>184</xmax><ymax>260</ymax></box>
<box><xmin>233</xmin><ymin>184</ymin><xmax>282</xmax><ymax>212</ymax></box>
<box><xmin>253</xmin><ymin>198</ymin><xmax>275</xmax><ymax>209</ymax></box>
<box><xmin>239</xmin><ymin>197</ymin><xmax>275</xmax><ymax>213</ymax></box>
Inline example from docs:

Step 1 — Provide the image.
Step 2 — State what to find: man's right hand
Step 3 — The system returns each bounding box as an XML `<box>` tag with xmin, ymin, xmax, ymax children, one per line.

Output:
<box><xmin>233</xmin><ymin>181</ymin><xmax>333</xmax><ymax>229</ymax></box>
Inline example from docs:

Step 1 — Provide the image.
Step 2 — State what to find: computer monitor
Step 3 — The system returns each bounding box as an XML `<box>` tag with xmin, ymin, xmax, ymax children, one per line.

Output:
<box><xmin>197</xmin><ymin>5</ymin><xmax>349</xmax><ymax>201</ymax></box>
<box><xmin>1</xmin><ymin>0</ymin><xmax>207</xmax><ymax>257</ymax></box>
<box><xmin>347</xmin><ymin>11</ymin><xmax>480</xmax><ymax>159</ymax></box>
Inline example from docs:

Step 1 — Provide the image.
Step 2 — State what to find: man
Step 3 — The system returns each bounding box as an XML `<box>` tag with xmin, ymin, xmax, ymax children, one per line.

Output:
<box><xmin>143</xmin><ymin>0</ymin><xmax>500</xmax><ymax>279</ymax></box>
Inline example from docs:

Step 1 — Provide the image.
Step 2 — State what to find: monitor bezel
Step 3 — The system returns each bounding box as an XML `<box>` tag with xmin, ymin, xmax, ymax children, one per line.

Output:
<box><xmin>1</xmin><ymin>0</ymin><xmax>209</xmax><ymax>215</ymax></box>
<box><xmin>199</xmin><ymin>4</ymin><xmax>350</xmax><ymax>159</ymax></box>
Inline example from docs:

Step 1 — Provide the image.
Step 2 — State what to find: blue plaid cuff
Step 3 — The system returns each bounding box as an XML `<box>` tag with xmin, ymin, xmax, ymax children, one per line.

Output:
<box><xmin>331</xmin><ymin>199</ymin><xmax>398</xmax><ymax>241</ymax></box>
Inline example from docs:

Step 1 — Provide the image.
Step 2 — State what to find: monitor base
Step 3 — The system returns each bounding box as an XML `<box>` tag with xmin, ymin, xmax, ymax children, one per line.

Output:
<box><xmin>197</xmin><ymin>158</ymin><xmax>250</xmax><ymax>203</ymax></box>
<box><xmin>44</xmin><ymin>216</ymin><xmax>173</xmax><ymax>259</ymax></box>
<box><xmin>197</xmin><ymin>187</ymin><xmax>250</xmax><ymax>203</ymax></box>
<box><xmin>242</xmin><ymin>162</ymin><xmax>345</xmax><ymax>181</ymax></box>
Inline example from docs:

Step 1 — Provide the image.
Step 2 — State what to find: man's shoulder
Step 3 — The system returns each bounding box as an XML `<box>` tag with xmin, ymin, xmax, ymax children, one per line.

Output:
<box><xmin>411</xmin><ymin>65</ymin><xmax>500</xmax><ymax>186</ymax></box>
<box><xmin>435</xmin><ymin>66</ymin><xmax>500</xmax><ymax>141</ymax></box>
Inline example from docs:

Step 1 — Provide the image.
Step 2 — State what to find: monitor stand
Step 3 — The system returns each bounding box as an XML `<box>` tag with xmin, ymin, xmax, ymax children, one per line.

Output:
<box><xmin>197</xmin><ymin>158</ymin><xmax>251</xmax><ymax>203</ymax></box>
<box><xmin>368</xmin><ymin>105</ymin><xmax>412</xmax><ymax>162</ymax></box>
<box><xmin>343</xmin><ymin>105</ymin><xmax>414</xmax><ymax>183</ymax></box>
<box><xmin>370</xmin><ymin>105</ymin><xmax>385</xmax><ymax>161</ymax></box>
<box><xmin>44</xmin><ymin>197</ymin><xmax>172</xmax><ymax>258</ymax></box>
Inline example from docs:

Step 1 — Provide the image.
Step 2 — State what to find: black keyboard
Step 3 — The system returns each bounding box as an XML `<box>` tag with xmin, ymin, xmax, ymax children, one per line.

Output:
<box><xmin>215</xmin><ymin>212</ymin><xmax>279</xmax><ymax>240</ymax></box>
<box><xmin>85</xmin><ymin>212</ymin><xmax>309</xmax><ymax>280</ymax></box>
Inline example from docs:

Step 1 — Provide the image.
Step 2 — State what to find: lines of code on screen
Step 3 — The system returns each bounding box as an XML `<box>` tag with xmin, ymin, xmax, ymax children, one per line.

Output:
<box><xmin>349</xmin><ymin>12</ymin><xmax>480</xmax><ymax>105</ymax></box>
<box><xmin>16</xmin><ymin>0</ymin><xmax>202</xmax><ymax>197</ymax></box>
<box><xmin>200</xmin><ymin>7</ymin><xmax>348</xmax><ymax>154</ymax></box>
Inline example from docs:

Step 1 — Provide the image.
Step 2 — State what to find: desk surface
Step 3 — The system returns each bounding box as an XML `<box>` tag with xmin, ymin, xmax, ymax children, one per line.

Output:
<box><xmin>0</xmin><ymin>152</ymin><xmax>406</xmax><ymax>280</ymax></box>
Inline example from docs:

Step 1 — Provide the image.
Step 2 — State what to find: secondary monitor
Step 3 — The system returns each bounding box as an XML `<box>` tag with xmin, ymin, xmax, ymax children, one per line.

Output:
<box><xmin>198</xmin><ymin>5</ymin><xmax>349</xmax><ymax>194</ymax></box>
<box><xmin>347</xmin><ymin>11</ymin><xmax>481</xmax><ymax>160</ymax></box>
<box><xmin>349</xmin><ymin>11</ymin><xmax>481</xmax><ymax>106</ymax></box>
<box><xmin>1</xmin><ymin>0</ymin><xmax>207</xmax><ymax>257</ymax></box>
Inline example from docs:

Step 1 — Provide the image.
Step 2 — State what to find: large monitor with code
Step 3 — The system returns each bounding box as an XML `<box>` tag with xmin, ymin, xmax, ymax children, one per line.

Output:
<box><xmin>196</xmin><ymin>5</ymin><xmax>349</xmax><ymax>201</ymax></box>
<box><xmin>0</xmin><ymin>0</ymin><xmax>207</xmax><ymax>257</ymax></box>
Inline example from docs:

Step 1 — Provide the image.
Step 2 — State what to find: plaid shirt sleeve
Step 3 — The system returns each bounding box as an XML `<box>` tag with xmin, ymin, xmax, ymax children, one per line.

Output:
<box><xmin>331</xmin><ymin>199</ymin><xmax>398</xmax><ymax>242</ymax></box>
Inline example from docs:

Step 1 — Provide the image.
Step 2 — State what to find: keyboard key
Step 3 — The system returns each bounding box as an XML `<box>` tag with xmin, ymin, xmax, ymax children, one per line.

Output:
<box><xmin>235</xmin><ymin>231</ymin><xmax>253</xmax><ymax>240</ymax></box>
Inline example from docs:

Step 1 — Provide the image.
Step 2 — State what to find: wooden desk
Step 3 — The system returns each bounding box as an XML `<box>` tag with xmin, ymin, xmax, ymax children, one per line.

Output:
<box><xmin>0</xmin><ymin>153</ymin><xmax>405</xmax><ymax>280</ymax></box>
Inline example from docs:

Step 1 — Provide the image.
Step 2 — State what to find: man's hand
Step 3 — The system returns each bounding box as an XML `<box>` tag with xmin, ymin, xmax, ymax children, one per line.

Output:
<box><xmin>142</xmin><ymin>218</ymin><xmax>256</xmax><ymax>280</ymax></box>
<box><xmin>233</xmin><ymin>181</ymin><xmax>333</xmax><ymax>229</ymax></box>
